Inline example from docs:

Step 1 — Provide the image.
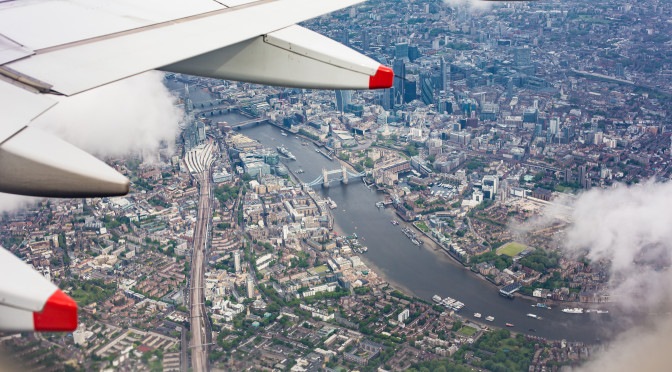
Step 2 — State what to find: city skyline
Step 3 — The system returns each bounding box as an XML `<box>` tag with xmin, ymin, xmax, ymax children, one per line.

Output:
<box><xmin>2</xmin><ymin>0</ymin><xmax>672</xmax><ymax>371</ymax></box>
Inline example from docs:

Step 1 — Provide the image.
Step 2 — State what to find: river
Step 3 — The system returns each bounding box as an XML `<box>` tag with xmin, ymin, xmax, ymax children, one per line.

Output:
<box><xmin>175</xmin><ymin>85</ymin><xmax>621</xmax><ymax>343</ymax></box>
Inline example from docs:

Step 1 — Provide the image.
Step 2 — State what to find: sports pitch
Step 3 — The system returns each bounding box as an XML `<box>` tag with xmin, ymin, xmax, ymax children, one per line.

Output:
<box><xmin>498</xmin><ymin>242</ymin><xmax>527</xmax><ymax>257</ymax></box>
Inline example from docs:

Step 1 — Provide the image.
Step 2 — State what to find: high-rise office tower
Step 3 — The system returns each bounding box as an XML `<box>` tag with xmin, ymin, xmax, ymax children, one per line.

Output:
<box><xmin>549</xmin><ymin>118</ymin><xmax>560</xmax><ymax>135</ymax></box>
<box><xmin>579</xmin><ymin>165</ymin><xmax>586</xmax><ymax>184</ymax></box>
<box><xmin>341</xmin><ymin>29</ymin><xmax>349</xmax><ymax>47</ymax></box>
<box><xmin>234</xmin><ymin>251</ymin><xmax>241</xmax><ymax>273</ymax></box>
<box><xmin>382</xmin><ymin>87</ymin><xmax>394</xmax><ymax>110</ymax></box>
<box><xmin>420</xmin><ymin>74</ymin><xmax>433</xmax><ymax>106</ymax></box>
<box><xmin>440</xmin><ymin>55</ymin><xmax>450</xmax><ymax>92</ymax></box>
<box><xmin>408</xmin><ymin>45</ymin><xmax>420</xmax><ymax>61</ymax></box>
<box><xmin>246</xmin><ymin>276</ymin><xmax>255</xmax><ymax>298</ymax></box>
<box><xmin>393</xmin><ymin>59</ymin><xmax>406</xmax><ymax>104</ymax></box>
<box><xmin>514</xmin><ymin>47</ymin><xmax>531</xmax><ymax>67</ymax></box>
<box><xmin>335</xmin><ymin>90</ymin><xmax>352</xmax><ymax>113</ymax></box>
<box><xmin>403</xmin><ymin>80</ymin><xmax>417</xmax><ymax>103</ymax></box>
<box><xmin>395</xmin><ymin>42</ymin><xmax>409</xmax><ymax>59</ymax></box>
<box><xmin>361</xmin><ymin>31</ymin><xmax>370</xmax><ymax>51</ymax></box>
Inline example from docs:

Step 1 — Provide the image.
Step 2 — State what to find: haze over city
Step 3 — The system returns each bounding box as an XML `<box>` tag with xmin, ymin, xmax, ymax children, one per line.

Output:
<box><xmin>2</xmin><ymin>0</ymin><xmax>672</xmax><ymax>371</ymax></box>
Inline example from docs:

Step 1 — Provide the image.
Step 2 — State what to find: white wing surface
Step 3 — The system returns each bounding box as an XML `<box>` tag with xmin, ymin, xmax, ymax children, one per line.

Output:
<box><xmin>0</xmin><ymin>247</ymin><xmax>78</xmax><ymax>332</ymax></box>
<box><xmin>0</xmin><ymin>0</ymin><xmax>392</xmax><ymax>198</ymax></box>
<box><xmin>0</xmin><ymin>0</ymin><xmax>392</xmax><ymax>333</ymax></box>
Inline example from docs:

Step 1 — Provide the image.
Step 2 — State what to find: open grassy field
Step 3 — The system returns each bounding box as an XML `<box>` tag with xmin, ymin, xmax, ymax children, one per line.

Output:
<box><xmin>312</xmin><ymin>265</ymin><xmax>329</xmax><ymax>274</ymax></box>
<box><xmin>498</xmin><ymin>242</ymin><xmax>527</xmax><ymax>257</ymax></box>
<box><xmin>458</xmin><ymin>326</ymin><xmax>477</xmax><ymax>336</ymax></box>
<box><xmin>414</xmin><ymin>221</ymin><xmax>429</xmax><ymax>232</ymax></box>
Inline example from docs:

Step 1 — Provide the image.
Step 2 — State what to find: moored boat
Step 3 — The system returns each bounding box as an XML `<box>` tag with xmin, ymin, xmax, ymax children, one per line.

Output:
<box><xmin>276</xmin><ymin>145</ymin><xmax>296</xmax><ymax>160</ymax></box>
<box><xmin>562</xmin><ymin>307</ymin><xmax>584</xmax><ymax>314</ymax></box>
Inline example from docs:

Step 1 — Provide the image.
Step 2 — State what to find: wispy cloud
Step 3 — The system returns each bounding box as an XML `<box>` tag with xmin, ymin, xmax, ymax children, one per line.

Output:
<box><xmin>510</xmin><ymin>180</ymin><xmax>672</xmax><ymax>371</ymax></box>
<box><xmin>571</xmin><ymin>316</ymin><xmax>672</xmax><ymax>372</ymax></box>
<box><xmin>563</xmin><ymin>181</ymin><xmax>672</xmax><ymax>310</ymax></box>
<box><xmin>443</xmin><ymin>0</ymin><xmax>494</xmax><ymax>12</ymax></box>
<box><xmin>0</xmin><ymin>193</ymin><xmax>41</xmax><ymax>215</ymax></box>
<box><xmin>33</xmin><ymin>71</ymin><xmax>183</xmax><ymax>161</ymax></box>
<box><xmin>0</xmin><ymin>71</ymin><xmax>184</xmax><ymax>214</ymax></box>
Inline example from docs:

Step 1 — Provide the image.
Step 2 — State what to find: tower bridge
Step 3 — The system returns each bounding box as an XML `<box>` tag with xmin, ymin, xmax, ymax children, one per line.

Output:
<box><xmin>302</xmin><ymin>165</ymin><xmax>366</xmax><ymax>188</ymax></box>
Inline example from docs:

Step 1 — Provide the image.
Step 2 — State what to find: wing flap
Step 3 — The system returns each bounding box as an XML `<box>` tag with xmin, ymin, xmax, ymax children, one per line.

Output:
<box><xmin>265</xmin><ymin>25</ymin><xmax>378</xmax><ymax>76</ymax></box>
<box><xmin>0</xmin><ymin>246</ymin><xmax>58</xmax><ymax>312</ymax></box>
<box><xmin>0</xmin><ymin>126</ymin><xmax>129</xmax><ymax>197</ymax></box>
<box><xmin>0</xmin><ymin>79</ymin><xmax>55</xmax><ymax>144</ymax></box>
<box><xmin>161</xmin><ymin>25</ymin><xmax>393</xmax><ymax>90</ymax></box>
<box><xmin>0</xmin><ymin>34</ymin><xmax>34</xmax><ymax>65</ymax></box>
<box><xmin>220</xmin><ymin>0</ymin><xmax>263</xmax><ymax>6</ymax></box>
<box><xmin>0</xmin><ymin>289</ymin><xmax>78</xmax><ymax>332</ymax></box>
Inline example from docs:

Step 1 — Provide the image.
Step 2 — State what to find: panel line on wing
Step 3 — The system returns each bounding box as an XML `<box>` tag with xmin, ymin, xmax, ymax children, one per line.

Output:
<box><xmin>31</xmin><ymin>0</ymin><xmax>277</xmax><ymax>55</ymax></box>
<box><xmin>0</xmin><ymin>33</ymin><xmax>34</xmax><ymax>64</ymax></box>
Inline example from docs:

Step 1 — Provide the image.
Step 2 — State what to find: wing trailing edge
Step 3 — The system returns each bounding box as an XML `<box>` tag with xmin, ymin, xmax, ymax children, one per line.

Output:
<box><xmin>161</xmin><ymin>25</ymin><xmax>393</xmax><ymax>90</ymax></box>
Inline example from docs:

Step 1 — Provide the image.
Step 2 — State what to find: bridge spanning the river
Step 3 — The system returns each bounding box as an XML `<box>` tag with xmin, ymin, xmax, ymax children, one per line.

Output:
<box><xmin>194</xmin><ymin>105</ymin><xmax>237</xmax><ymax>116</ymax></box>
<box><xmin>194</xmin><ymin>103</ymin><xmax>268</xmax><ymax>128</ymax></box>
<box><xmin>302</xmin><ymin>165</ymin><xmax>365</xmax><ymax>188</ymax></box>
<box><xmin>228</xmin><ymin>116</ymin><xmax>268</xmax><ymax>128</ymax></box>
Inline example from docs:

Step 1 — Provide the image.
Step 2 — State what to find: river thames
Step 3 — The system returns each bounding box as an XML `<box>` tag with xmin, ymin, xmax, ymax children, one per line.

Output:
<box><xmin>216</xmin><ymin>117</ymin><xmax>627</xmax><ymax>343</ymax></box>
<box><xmin>160</xmin><ymin>72</ymin><xmax>628</xmax><ymax>343</ymax></box>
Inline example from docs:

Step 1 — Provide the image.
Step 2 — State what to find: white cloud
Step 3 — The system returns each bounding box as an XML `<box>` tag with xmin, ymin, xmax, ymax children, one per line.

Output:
<box><xmin>571</xmin><ymin>317</ymin><xmax>672</xmax><ymax>372</ymax></box>
<box><xmin>511</xmin><ymin>180</ymin><xmax>672</xmax><ymax>371</ymax></box>
<box><xmin>0</xmin><ymin>193</ymin><xmax>41</xmax><ymax>215</ymax></box>
<box><xmin>33</xmin><ymin>71</ymin><xmax>183</xmax><ymax>161</ymax></box>
<box><xmin>563</xmin><ymin>181</ymin><xmax>672</xmax><ymax>310</ymax></box>
<box><xmin>443</xmin><ymin>0</ymin><xmax>493</xmax><ymax>12</ymax></box>
<box><xmin>0</xmin><ymin>71</ymin><xmax>183</xmax><ymax>214</ymax></box>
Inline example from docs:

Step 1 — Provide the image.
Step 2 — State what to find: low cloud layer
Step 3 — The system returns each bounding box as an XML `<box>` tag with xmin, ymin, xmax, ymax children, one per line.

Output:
<box><xmin>513</xmin><ymin>180</ymin><xmax>672</xmax><ymax>371</ymax></box>
<box><xmin>33</xmin><ymin>70</ymin><xmax>183</xmax><ymax>160</ymax></box>
<box><xmin>573</xmin><ymin>317</ymin><xmax>672</xmax><ymax>372</ymax></box>
<box><xmin>0</xmin><ymin>71</ymin><xmax>183</xmax><ymax>214</ymax></box>
<box><xmin>0</xmin><ymin>193</ymin><xmax>41</xmax><ymax>215</ymax></box>
<box><xmin>564</xmin><ymin>181</ymin><xmax>672</xmax><ymax>311</ymax></box>
<box><xmin>443</xmin><ymin>0</ymin><xmax>493</xmax><ymax>11</ymax></box>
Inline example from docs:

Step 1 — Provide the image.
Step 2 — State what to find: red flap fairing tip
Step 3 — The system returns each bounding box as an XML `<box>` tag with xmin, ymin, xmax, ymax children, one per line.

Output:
<box><xmin>369</xmin><ymin>66</ymin><xmax>394</xmax><ymax>89</ymax></box>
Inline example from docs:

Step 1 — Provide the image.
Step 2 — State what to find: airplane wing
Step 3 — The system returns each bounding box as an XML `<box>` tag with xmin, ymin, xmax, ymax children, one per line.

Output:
<box><xmin>0</xmin><ymin>247</ymin><xmax>77</xmax><ymax>332</ymax></box>
<box><xmin>0</xmin><ymin>0</ymin><xmax>392</xmax><ymax>198</ymax></box>
<box><xmin>0</xmin><ymin>0</ymin><xmax>392</xmax><ymax>332</ymax></box>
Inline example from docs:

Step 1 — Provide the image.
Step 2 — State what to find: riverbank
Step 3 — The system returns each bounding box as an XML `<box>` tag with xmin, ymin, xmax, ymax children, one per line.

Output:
<box><xmin>406</xmin><ymin>216</ymin><xmax>609</xmax><ymax>310</ymax></box>
<box><xmin>330</xmin><ymin>218</ymin><xmax>416</xmax><ymax>297</ymax></box>
<box><xmin>240</xmin><ymin>120</ymin><xmax>613</xmax><ymax>342</ymax></box>
<box><xmin>297</xmin><ymin>127</ymin><xmax>612</xmax><ymax>316</ymax></box>
<box><xmin>333</xmin><ymin>217</ymin><xmax>566</xmax><ymax>341</ymax></box>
